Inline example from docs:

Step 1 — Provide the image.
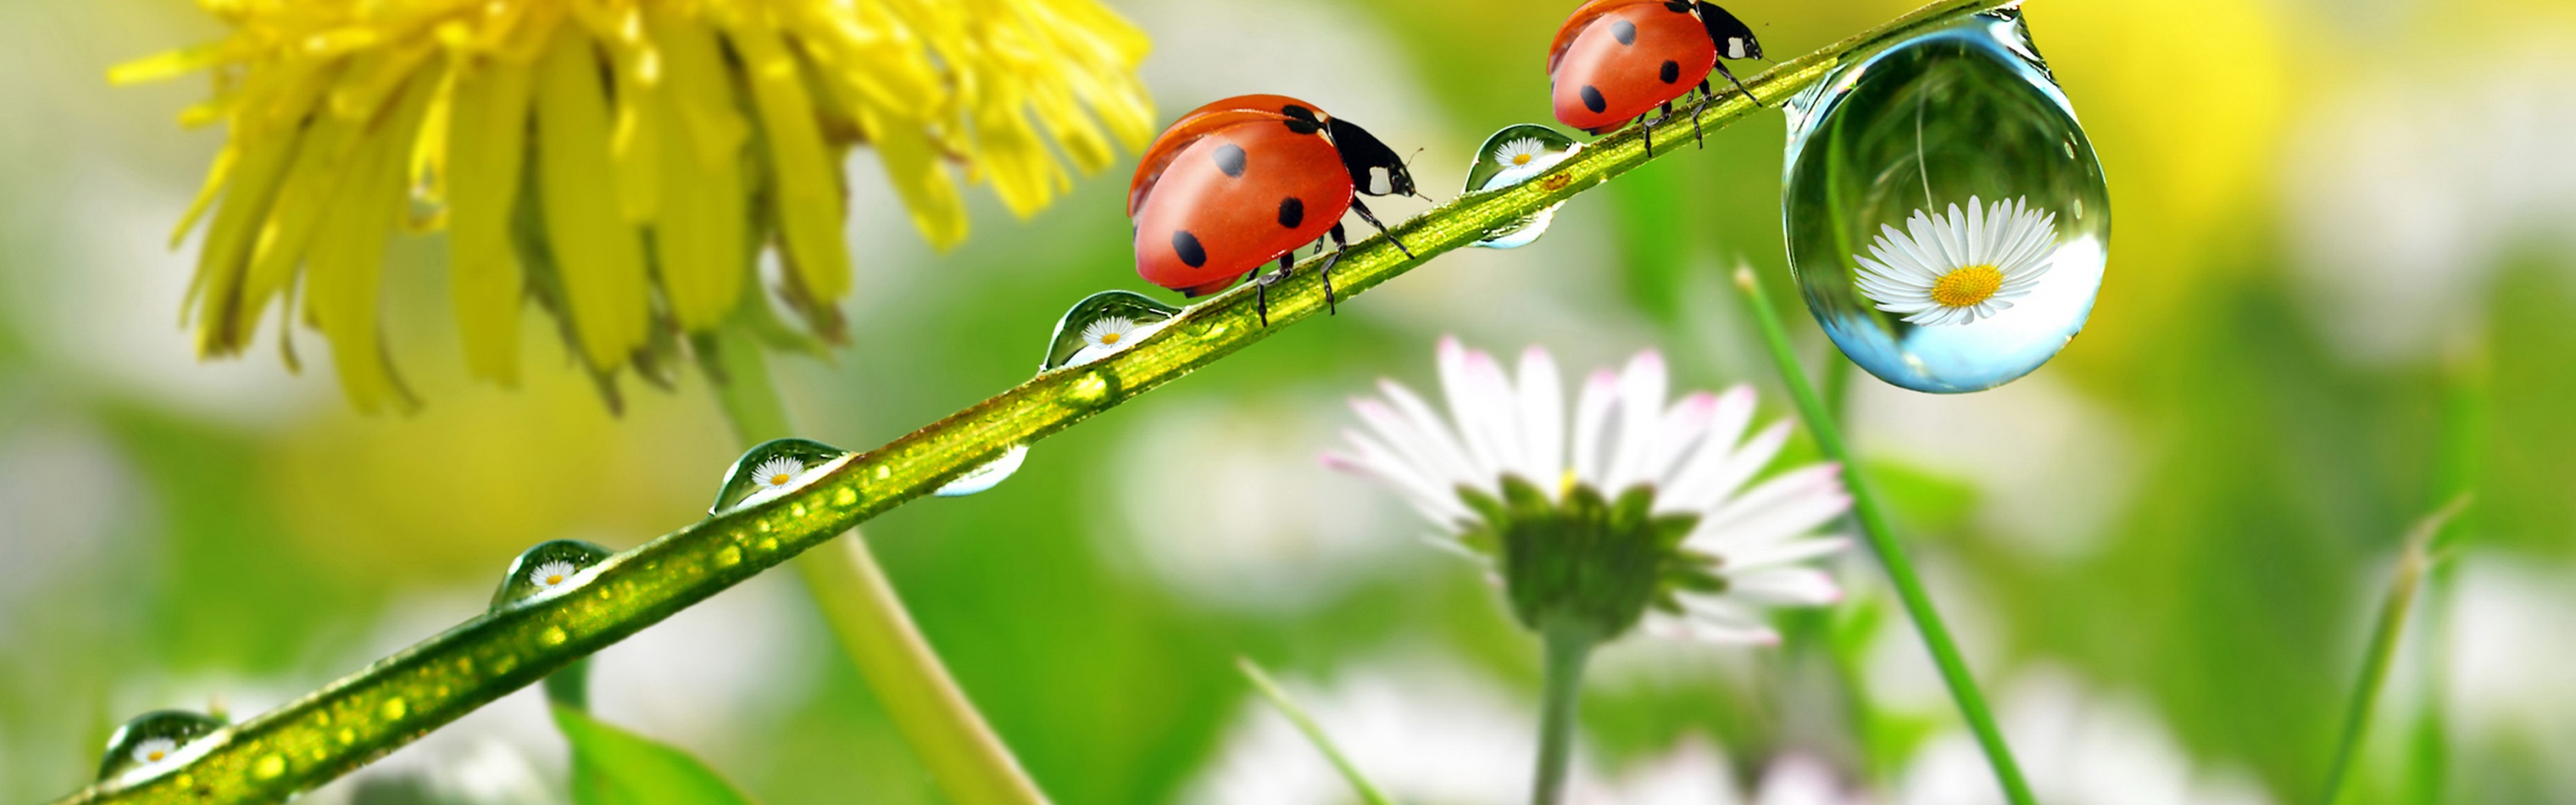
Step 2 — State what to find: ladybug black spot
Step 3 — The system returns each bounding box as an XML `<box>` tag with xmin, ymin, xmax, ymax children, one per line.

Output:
<box><xmin>1664</xmin><ymin>0</ymin><xmax>1693</xmax><ymax>11</ymax></box>
<box><xmin>1611</xmin><ymin>19</ymin><xmax>1637</xmax><ymax>45</ymax></box>
<box><xmin>1660</xmin><ymin>59</ymin><xmax>1682</xmax><ymax>84</ymax></box>
<box><xmin>1213</xmin><ymin>143</ymin><xmax>1247</xmax><ymax>178</ymax></box>
<box><xmin>1277</xmin><ymin>196</ymin><xmax>1304</xmax><ymax>228</ymax></box>
<box><xmin>1579</xmin><ymin>85</ymin><xmax>1607</xmax><ymax>113</ymax></box>
<box><xmin>1283</xmin><ymin>118</ymin><xmax>1321</xmax><ymax>135</ymax></box>
<box><xmin>1172</xmin><ymin>230</ymin><xmax>1208</xmax><ymax>268</ymax></box>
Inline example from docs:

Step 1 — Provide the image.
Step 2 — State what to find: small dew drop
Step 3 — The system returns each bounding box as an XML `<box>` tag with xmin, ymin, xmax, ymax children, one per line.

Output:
<box><xmin>711</xmin><ymin>439</ymin><xmax>852</xmax><ymax>516</ymax></box>
<box><xmin>1462</xmin><ymin>123</ymin><xmax>1581</xmax><ymax>249</ymax></box>
<box><xmin>1064</xmin><ymin>371</ymin><xmax>1113</xmax><ymax>409</ymax></box>
<box><xmin>716</xmin><ymin>546</ymin><xmax>743</xmax><ymax>567</ymax></box>
<box><xmin>1041</xmin><ymin>291</ymin><xmax>1181</xmax><ymax>371</ymax></box>
<box><xmin>337</xmin><ymin>728</ymin><xmax>356</xmax><ymax>746</ymax></box>
<box><xmin>96</xmin><ymin>709</ymin><xmax>224</xmax><ymax>783</ymax></box>
<box><xmin>757</xmin><ymin>537</ymin><xmax>779</xmax><ymax>552</ymax></box>
<box><xmin>489</xmin><ymin>540</ymin><xmax>613</xmax><ymax>612</ymax></box>
<box><xmin>540</xmin><ymin>626</ymin><xmax>568</xmax><ymax>646</ymax></box>
<box><xmin>379</xmin><ymin>698</ymin><xmax>407</xmax><ymax>721</ymax></box>
<box><xmin>935</xmin><ymin>445</ymin><xmax>1029</xmax><ymax>498</ymax></box>
<box><xmin>252</xmin><ymin>754</ymin><xmax>286</xmax><ymax>780</ymax></box>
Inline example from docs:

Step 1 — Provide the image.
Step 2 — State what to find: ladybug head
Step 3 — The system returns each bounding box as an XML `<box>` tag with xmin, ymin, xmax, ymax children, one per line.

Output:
<box><xmin>1325</xmin><ymin>117</ymin><xmax>1421</xmax><ymax>199</ymax></box>
<box><xmin>1694</xmin><ymin>2</ymin><xmax>1763</xmax><ymax>61</ymax></box>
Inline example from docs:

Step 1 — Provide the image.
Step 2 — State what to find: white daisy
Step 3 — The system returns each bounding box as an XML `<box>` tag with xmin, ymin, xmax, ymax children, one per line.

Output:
<box><xmin>1070</xmin><ymin>315</ymin><xmax>1166</xmax><ymax>367</ymax></box>
<box><xmin>528</xmin><ymin>560</ymin><xmax>579</xmax><ymax>590</ymax></box>
<box><xmin>131</xmin><ymin>736</ymin><xmax>179</xmax><ymax>767</ymax></box>
<box><xmin>1853</xmin><ymin>196</ymin><xmax>2059</xmax><ymax>327</ymax></box>
<box><xmin>1325</xmin><ymin>337</ymin><xmax>1853</xmax><ymax>644</ymax></box>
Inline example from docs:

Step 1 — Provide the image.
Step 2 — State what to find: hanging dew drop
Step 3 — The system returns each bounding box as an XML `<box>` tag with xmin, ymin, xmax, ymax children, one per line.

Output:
<box><xmin>938</xmin><ymin>291</ymin><xmax>1180</xmax><ymax>497</ymax></box>
<box><xmin>489</xmin><ymin>539</ymin><xmax>613</xmax><ymax>610</ymax></box>
<box><xmin>1781</xmin><ymin>9</ymin><xmax>2109</xmax><ymax>393</ymax></box>
<box><xmin>711</xmin><ymin>439</ymin><xmax>852</xmax><ymax>515</ymax></box>
<box><xmin>1463</xmin><ymin>124</ymin><xmax>1582</xmax><ymax>248</ymax></box>
<box><xmin>97</xmin><ymin>709</ymin><xmax>224</xmax><ymax>783</ymax></box>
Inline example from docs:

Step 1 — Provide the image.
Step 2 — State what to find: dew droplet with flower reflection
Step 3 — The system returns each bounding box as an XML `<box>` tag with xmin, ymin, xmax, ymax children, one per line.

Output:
<box><xmin>935</xmin><ymin>291</ymin><xmax>1184</xmax><ymax>498</ymax></box>
<box><xmin>489</xmin><ymin>539</ymin><xmax>614</xmax><ymax>610</ymax></box>
<box><xmin>1463</xmin><ymin>124</ymin><xmax>1584</xmax><ymax>248</ymax></box>
<box><xmin>711</xmin><ymin>439</ymin><xmax>852</xmax><ymax>515</ymax></box>
<box><xmin>1781</xmin><ymin>9</ymin><xmax>2110</xmax><ymax>393</ymax></box>
<box><xmin>97</xmin><ymin>709</ymin><xmax>223</xmax><ymax>784</ymax></box>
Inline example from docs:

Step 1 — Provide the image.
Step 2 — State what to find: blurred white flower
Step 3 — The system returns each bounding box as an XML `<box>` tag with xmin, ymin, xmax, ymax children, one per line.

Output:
<box><xmin>1326</xmin><ymin>337</ymin><xmax>1852</xmax><ymax>643</ymax></box>
<box><xmin>1846</xmin><ymin>374</ymin><xmax>2137</xmax><ymax>564</ymax></box>
<box><xmin>2285</xmin><ymin>45</ymin><xmax>2576</xmax><ymax>365</ymax></box>
<box><xmin>1894</xmin><ymin>669</ymin><xmax>2274</xmax><ymax>805</ymax></box>
<box><xmin>1578</xmin><ymin>738</ymin><xmax>1869</xmax><ymax>805</ymax></box>
<box><xmin>1184</xmin><ymin>659</ymin><xmax>1539</xmax><ymax>805</ymax></box>
<box><xmin>2443</xmin><ymin>555</ymin><xmax>2576</xmax><ymax>797</ymax></box>
<box><xmin>1109</xmin><ymin>395</ymin><xmax>1412</xmax><ymax>613</ymax></box>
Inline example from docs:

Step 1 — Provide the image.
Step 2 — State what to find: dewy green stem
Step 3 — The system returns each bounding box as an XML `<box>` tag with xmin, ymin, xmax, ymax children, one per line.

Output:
<box><xmin>44</xmin><ymin>3</ymin><xmax>2019</xmax><ymax>800</ymax></box>
<box><xmin>2319</xmin><ymin>497</ymin><xmax>2470</xmax><ymax>805</ymax></box>
<box><xmin>703</xmin><ymin>330</ymin><xmax>1050</xmax><ymax>805</ymax></box>
<box><xmin>1235</xmin><ymin>657</ymin><xmax>1395</xmax><ymax>805</ymax></box>
<box><xmin>1530</xmin><ymin>620</ymin><xmax>1597</xmax><ymax>805</ymax></box>
<box><xmin>1730</xmin><ymin>265</ymin><xmax>2036</xmax><ymax>805</ymax></box>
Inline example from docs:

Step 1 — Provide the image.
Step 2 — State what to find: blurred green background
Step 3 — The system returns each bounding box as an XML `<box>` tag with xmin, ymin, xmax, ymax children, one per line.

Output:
<box><xmin>5</xmin><ymin>0</ymin><xmax>2574</xmax><ymax>803</ymax></box>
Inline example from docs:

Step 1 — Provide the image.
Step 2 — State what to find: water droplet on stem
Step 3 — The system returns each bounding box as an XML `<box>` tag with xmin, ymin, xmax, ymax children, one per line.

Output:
<box><xmin>1464</xmin><ymin>123</ymin><xmax>1582</xmax><ymax>248</ymax></box>
<box><xmin>1782</xmin><ymin>9</ymin><xmax>2109</xmax><ymax>393</ymax></box>
<box><xmin>97</xmin><ymin>710</ymin><xmax>224</xmax><ymax>782</ymax></box>
<box><xmin>489</xmin><ymin>540</ymin><xmax>613</xmax><ymax>610</ymax></box>
<box><xmin>710</xmin><ymin>439</ymin><xmax>851</xmax><ymax>515</ymax></box>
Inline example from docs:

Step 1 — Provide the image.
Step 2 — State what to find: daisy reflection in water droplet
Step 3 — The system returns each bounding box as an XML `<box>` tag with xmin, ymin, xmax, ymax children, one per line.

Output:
<box><xmin>1496</xmin><ymin>137</ymin><xmax>1547</xmax><ymax>169</ymax></box>
<box><xmin>754</xmin><ymin>457</ymin><xmax>807</xmax><ymax>491</ymax></box>
<box><xmin>1853</xmin><ymin>196</ymin><xmax>2058</xmax><ymax>327</ymax></box>
<box><xmin>529</xmin><ymin>560</ymin><xmax>578</xmax><ymax>590</ymax></box>
<box><xmin>132</xmin><ymin>737</ymin><xmax>177</xmax><ymax>767</ymax></box>
<box><xmin>1070</xmin><ymin>316</ymin><xmax>1165</xmax><ymax>366</ymax></box>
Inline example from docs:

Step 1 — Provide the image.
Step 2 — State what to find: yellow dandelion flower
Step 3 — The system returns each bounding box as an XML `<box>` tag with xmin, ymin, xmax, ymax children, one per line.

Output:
<box><xmin>119</xmin><ymin>0</ymin><xmax>1155</xmax><ymax>412</ymax></box>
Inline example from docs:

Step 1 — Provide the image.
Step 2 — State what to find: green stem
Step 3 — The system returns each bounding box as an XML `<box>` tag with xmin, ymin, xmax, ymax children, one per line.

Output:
<box><xmin>2320</xmin><ymin>497</ymin><xmax>2471</xmax><ymax>805</ymax></box>
<box><xmin>1234</xmin><ymin>658</ymin><xmax>1395</xmax><ymax>805</ymax></box>
<box><xmin>1531</xmin><ymin>620</ymin><xmax>1596</xmax><ymax>805</ymax></box>
<box><xmin>703</xmin><ymin>330</ymin><xmax>1049</xmax><ymax>805</ymax></box>
<box><xmin>46</xmin><ymin>5</ymin><xmax>2017</xmax><ymax>801</ymax></box>
<box><xmin>1730</xmin><ymin>265</ymin><xmax>2036</xmax><ymax>805</ymax></box>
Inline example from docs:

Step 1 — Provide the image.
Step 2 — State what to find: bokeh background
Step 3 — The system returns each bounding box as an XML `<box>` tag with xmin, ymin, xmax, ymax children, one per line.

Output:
<box><xmin>5</xmin><ymin>0</ymin><xmax>2574</xmax><ymax>802</ymax></box>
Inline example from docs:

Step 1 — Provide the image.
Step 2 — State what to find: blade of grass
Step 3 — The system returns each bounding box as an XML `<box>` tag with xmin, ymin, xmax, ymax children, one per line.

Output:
<box><xmin>2319</xmin><ymin>495</ymin><xmax>2472</xmax><ymax>805</ymax></box>
<box><xmin>1235</xmin><ymin>658</ymin><xmax>1395</xmax><ymax>805</ymax></box>
<box><xmin>1730</xmin><ymin>264</ymin><xmax>2035</xmax><ymax>805</ymax></box>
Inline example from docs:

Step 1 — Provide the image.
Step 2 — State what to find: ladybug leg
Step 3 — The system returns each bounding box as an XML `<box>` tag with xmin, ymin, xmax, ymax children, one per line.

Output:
<box><xmin>1691</xmin><ymin>80</ymin><xmax>1710</xmax><ymax>148</ymax></box>
<box><xmin>1713</xmin><ymin>61</ymin><xmax>1763</xmax><ymax>107</ymax></box>
<box><xmin>1348</xmin><ymin>198</ymin><xmax>1414</xmax><ymax>259</ymax></box>
<box><xmin>1253</xmin><ymin>254</ymin><xmax>1295</xmax><ymax>327</ymax></box>
<box><xmin>1637</xmin><ymin>112</ymin><xmax>1655</xmax><ymax>157</ymax></box>
<box><xmin>1317</xmin><ymin>222</ymin><xmax>1351</xmax><ymax>315</ymax></box>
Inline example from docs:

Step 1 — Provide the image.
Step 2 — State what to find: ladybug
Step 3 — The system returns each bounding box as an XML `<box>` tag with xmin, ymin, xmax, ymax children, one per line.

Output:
<box><xmin>1129</xmin><ymin>94</ymin><xmax>1421</xmax><ymax>325</ymax></box>
<box><xmin>1548</xmin><ymin>1</ymin><xmax>1766</xmax><ymax>155</ymax></box>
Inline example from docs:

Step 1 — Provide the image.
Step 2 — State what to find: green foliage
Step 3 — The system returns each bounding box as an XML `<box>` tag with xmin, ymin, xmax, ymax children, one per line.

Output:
<box><xmin>553</xmin><ymin>706</ymin><xmax>761</xmax><ymax>805</ymax></box>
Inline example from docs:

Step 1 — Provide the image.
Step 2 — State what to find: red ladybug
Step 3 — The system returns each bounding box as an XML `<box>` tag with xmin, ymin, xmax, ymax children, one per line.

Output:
<box><xmin>1548</xmin><ymin>1</ymin><xmax>1765</xmax><ymax>154</ymax></box>
<box><xmin>1129</xmin><ymin>94</ymin><xmax>1420</xmax><ymax>324</ymax></box>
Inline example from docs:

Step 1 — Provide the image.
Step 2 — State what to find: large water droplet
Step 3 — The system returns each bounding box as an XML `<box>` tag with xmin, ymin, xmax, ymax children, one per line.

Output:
<box><xmin>711</xmin><ymin>439</ymin><xmax>850</xmax><ymax>515</ymax></box>
<box><xmin>97</xmin><ymin>710</ymin><xmax>223</xmax><ymax>782</ymax></box>
<box><xmin>490</xmin><ymin>539</ymin><xmax>613</xmax><ymax>610</ymax></box>
<box><xmin>1464</xmin><ymin>124</ymin><xmax>1582</xmax><ymax>248</ymax></box>
<box><xmin>1782</xmin><ymin>9</ymin><xmax>2109</xmax><ymax>393</ymax></box>
<box><xmin>933</xmin><ymin>445</ymin><xmax>1030</xmax><ymax>497</ymax></box>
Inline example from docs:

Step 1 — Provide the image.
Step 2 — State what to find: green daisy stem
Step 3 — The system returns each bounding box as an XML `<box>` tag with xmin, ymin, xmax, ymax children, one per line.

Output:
<box><xmin>1531</xmin><ymin>619</ymin><xmax>1598</xmax><ymax>805</ymax></box>
<box><xmin>1730</xmin><ymin>266</ymin><xmax>2036</xmax><ymax>805</ymax></box>
<box><xmin>45</xmin><ymin>4</ymin><xmax>2022</xmax><ymax>801</ymax></box>
<box><xmin>702</xmin><ymin>330</ymin><xmax>1050</xmax><ymax>805</ymax></box>
<box><xmin>2318</xmin><ymin>496</ymin><xmax>2470</xmax><ymax>805</ymax></box>
<box><xmin>1234</xmin><ymin>657</ymin><xmax>1396</xmax><ymax>805</ymax></box>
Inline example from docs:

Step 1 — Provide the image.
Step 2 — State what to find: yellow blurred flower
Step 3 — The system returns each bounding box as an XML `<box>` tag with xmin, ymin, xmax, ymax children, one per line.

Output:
<box><xmin>118</xmin><ymin>0</ymin><xmax>1155</xmax><ymax>411</ymax></box>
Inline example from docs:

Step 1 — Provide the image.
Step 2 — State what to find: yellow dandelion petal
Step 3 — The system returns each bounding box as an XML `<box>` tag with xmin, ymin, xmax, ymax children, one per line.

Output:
<box><xmin>859</xmin><ymin>102</ymin><xmax>968</xmax><ymax>251</ymax></box>
<box><xmin>533</xmin><ymin>23</ymin><xmax>652</xmax><ymax>371</ymax></box>
<box><xmin>306</xmin><ymin>71</ymin><xmax>436</xmax><ymax>413</ymax></box>
<box><xmin>652</xmin><ymin>84</ymin><xmax>750</xmax><ymax>330</ymax></box>
<box><xmin>445</xmin><ymin>54</ymin><xmax>536</xmax><ymax>385</ymax></box>
<box><xmin>724</xmin><ymin>14</ymin><xmax>853</xmax><ymax>303</ymax></box>
<box><xmin>188</xmin><ymin>92</ymin><xmax>321</xmax><ymax>353</ymax></box>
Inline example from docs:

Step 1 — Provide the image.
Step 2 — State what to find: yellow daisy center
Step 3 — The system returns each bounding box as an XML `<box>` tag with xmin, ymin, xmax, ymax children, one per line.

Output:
<box><xmin>770</xmin><ymin>473</ymin><xmax>794</xmax><ymax>486</ymax></box>
<box><xmin>546</xmin><ymin>574</ymin><xmax>564</xmax><ymax>586</ymax></box>
<box><xmin>146</xmin><ymin>751</ymin><xmax>166</xmax><ymax>761</ymax></box>
<box><xmin>1101</xmin><ymin>331</ymin><xmax>1121</xmax><ymax>344</ymax></box>
<box><xmin>1512</xmin><ymin>153</ymin><xmax>1533</xmax><ymax>166</ymax></box>
<box><xmin>1930</xmin><ymin>264</ymin><xmax>2005</xmax><ymax>308</ymax></box>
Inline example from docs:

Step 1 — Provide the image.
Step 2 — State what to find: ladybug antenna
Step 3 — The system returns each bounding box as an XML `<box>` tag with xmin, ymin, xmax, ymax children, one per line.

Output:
<box><xmin>1402</xmin><ymin>149</ymin><xmax>1431</xmax><ymax>198</ymax></box>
